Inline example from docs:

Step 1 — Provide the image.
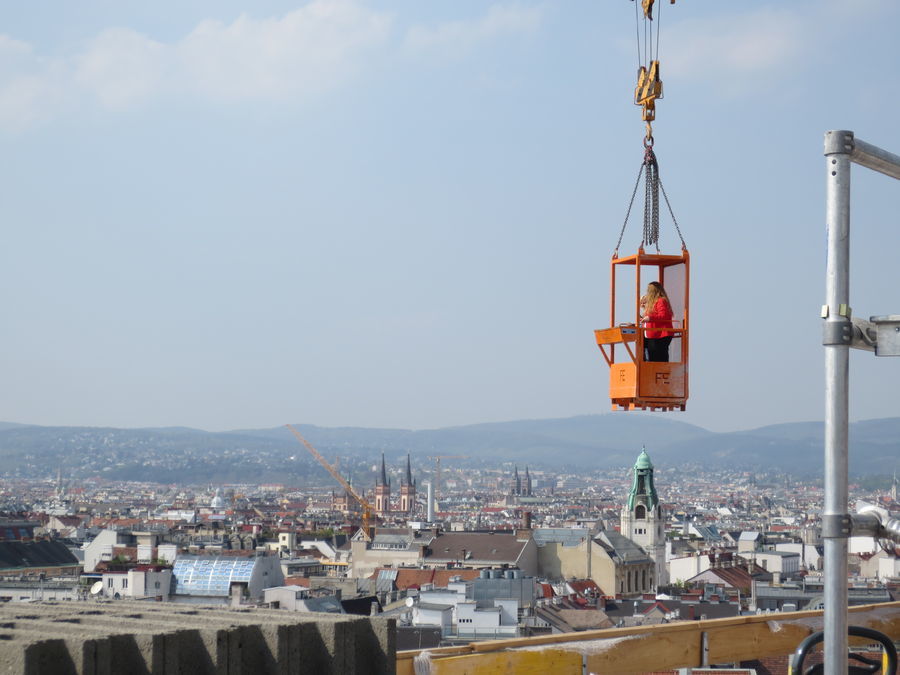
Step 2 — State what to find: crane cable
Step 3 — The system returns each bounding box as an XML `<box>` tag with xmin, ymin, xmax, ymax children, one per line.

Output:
<box><xmin>633</xmin><ymin>0</ymin><xmax>668</xmax><ymax>145</ymax></box>
<box><xmin>614</xmin><ymin>0</ymin><xmax>684</xmax><ymax>254</ymax></box>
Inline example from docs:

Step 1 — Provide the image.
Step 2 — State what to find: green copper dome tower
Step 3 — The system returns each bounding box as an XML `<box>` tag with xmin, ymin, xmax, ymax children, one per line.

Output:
<box><xmin>620</xmin><ymin>446</ymin><xmax>667</xmax><ymax>590</ymax></box>
<box><xmin>626</xmin><ymin>447</ymin><xmax>659</xmax><ymax>513</ymax></box>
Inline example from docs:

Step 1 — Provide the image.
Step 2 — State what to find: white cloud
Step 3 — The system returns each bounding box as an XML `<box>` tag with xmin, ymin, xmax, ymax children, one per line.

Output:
<box><xmin>662</xmin><ymin>0</ymin><xmax>897</xmax><ymax>97</ymax></box>
<box><xmin>0</xmin><ymin>73</ymin><xmax>61</xmax><ymax>131</ymax></box>
<box><xmin>175</xmin><ymin>1</ymin><xmax>392</xmax><ymax>101</ymax></box>
<box><xmin>79</xmin><ymin>0</ymin><xmax>392</xmax><ymax>104</ymax></box>
<box><xmin>405</xmin><ymin>4</ymin><xmax>541</xmax><ymax>55</ymax></box>
<box><xmin>0</xmin><ymin>36</ymin><xmax>64</xmax><ymax>130</ymax></box>
<box><xmin>75</xmin><ymin>28</ymin><xmax>168</xmax><ymax>109</ymax></box>
<box><xmin>664</xmin><ymin>8</ymin><xmax>803</xmax><ymax>86</ymax></box>
<box><xmin>0</xmin><ymin>0</ymin><xmax>393</xmax><ymax>130</ymax></box>
<box><xmin>0</xmin><ymin>0</ymin><xmax>544</xmax><ymax>130</ymax></box>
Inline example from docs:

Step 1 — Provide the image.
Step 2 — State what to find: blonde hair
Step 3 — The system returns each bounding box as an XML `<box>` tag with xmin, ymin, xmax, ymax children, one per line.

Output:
<box><xmin>642</xmin><ymin>281</ymin><xmax>670</xmax><ymax>311</ymax></box>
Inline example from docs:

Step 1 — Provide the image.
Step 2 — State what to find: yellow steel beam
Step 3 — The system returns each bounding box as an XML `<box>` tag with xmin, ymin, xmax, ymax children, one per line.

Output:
<box><xmin>396</xmin><ymin>602</ymin><xmax>900</xmax><ymax>675</ymax></box>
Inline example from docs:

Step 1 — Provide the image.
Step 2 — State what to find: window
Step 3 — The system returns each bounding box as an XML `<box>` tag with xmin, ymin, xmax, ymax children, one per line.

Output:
<box><xmin>107</xmin><ymin>579</ymin><xmax>113</xmax><ymax>588</ymax></box>
<box><xmin>122</xmin><ymin>579</ymin><xmax>128</xmax><ymax>589</ymax></box>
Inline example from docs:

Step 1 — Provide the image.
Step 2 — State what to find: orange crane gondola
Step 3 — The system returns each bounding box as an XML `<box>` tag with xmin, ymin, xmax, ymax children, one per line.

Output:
<box><xmin>596</xmin><ymin>0</ymin><xmax>689</xmax><ymax>412</ymax></box>
<box><xmin>595</xmin><ymin>245</ymin><xmax>689</xmax><ymax>411</ymax></box>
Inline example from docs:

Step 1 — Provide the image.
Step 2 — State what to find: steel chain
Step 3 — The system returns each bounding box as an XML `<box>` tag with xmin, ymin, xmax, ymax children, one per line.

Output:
<box><xmin>615</xmin><ymin>163</ymin><xmax>645</xmax><ymax>256</ymax></box>
<box><xmin>643</xmin><ymin>147</ymin><xmax>660</xmax><ymax>249</ymax></box>
<box><xmin>615</xmin><ymin>145</ymin><xmax>685</xmax><ymax>253</ymax></box>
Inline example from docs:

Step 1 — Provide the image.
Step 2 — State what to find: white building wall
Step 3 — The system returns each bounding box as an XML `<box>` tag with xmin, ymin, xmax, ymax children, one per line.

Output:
<box><xmin>101</xmin><ymin>572</ymin><xmax>129</xmax><ymax>598</ymax></box>
<box><xmin>774</xmin><ymin>543</ymin><xmax>822</xmax><ymax>571</ymax></box>
<box><xmin>848</xmin><ymin>536</ymin><xmax>879</xmax><ymax>555</ymax></box>
<box><xmin>249</xmin><ymin>557</ymin><xmax>285</xmax><ymax>600</ymax></box>
<box><xmin>878</xmin><ymin>556</ymin><xmax>900</xmax><ymax>580</ymax></box>
<box><xmin>157</xmin><ymin>544</ymin><xmax>178</xmax><ymax>564</ymax></box>
<box><xmin>413</xmin><ymin>606</ymin><xmax>452</xmax><ymax>629</ymax></box>
<box><xmin>457</xmin><ymin>602</ymin><xmax>500</xmax><ymax>628</ymax></box>
<box><xmin>754</xmin><ymin>552</ymin><xmax>800</xmax><ymax>575</ymax></box>
<box><xmin>494</xmin><ymin>598</ymin><xmax>519</xmax><ymax>626</ymax></box>
<box><xmin>83</xmin><ymin>530</ymin><xmax>120</xmax><ymax>573</ymax></box>
<box><xmin>668</xmin><ymin>554</ymin><xmax>710</xmax><ymax>584</ymax></box>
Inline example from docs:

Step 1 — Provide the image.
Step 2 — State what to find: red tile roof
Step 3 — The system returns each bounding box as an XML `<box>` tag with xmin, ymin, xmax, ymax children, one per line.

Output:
<box><xmin>568</xmin><ymin>579</ymin><xmax>602</xmax><ymax>596</ymax></box>
<box><xmin>284</xmin><ymin>576</ymin><xmax>311</xmax><ymax>587</ymax></box>
<box><xmin>370</xmin><ymin>567</ymin><xmax>482</xmax><ymax>590</ymax></box>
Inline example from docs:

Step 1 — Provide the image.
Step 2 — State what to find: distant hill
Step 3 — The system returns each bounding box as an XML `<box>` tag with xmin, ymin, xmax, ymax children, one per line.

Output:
<box><xmin>0</xmin><ymin>415</ymin><xmax>895</xmax><ymax>483</ymax></box>
<box><xmin>0</xmin><ymin>422</ymin><xmax>29</xmax><ymax>431</ymax></box>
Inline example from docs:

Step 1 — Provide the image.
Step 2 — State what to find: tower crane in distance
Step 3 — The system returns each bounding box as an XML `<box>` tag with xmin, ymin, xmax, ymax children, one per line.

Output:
<box><xmin>285</xmin><ymin>424</ymin><xmax>376</xmax><ymax>537</ymax></box>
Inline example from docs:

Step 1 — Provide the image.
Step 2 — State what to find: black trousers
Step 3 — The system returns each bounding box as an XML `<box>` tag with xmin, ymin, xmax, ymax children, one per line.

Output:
<box><xmin>644</xmin><ymin>336</ymin><xmax>672</xmax><ymax>362</ymax></box>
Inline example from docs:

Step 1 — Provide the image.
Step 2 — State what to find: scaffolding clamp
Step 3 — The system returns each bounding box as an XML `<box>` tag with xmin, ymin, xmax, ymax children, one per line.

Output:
<box><xmin>821</xmin><ymin>514</ymin><xmax>852</xmax><ymax>539</ymax></box>
<box><xmin>822</xmin><ymin>320</ymin><xmax>852</xmax><ymax>346</ymax></box>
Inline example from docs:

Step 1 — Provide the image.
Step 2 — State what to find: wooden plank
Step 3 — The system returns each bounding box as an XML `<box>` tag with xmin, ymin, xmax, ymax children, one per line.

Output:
<box><xmin>468</xmin><ymin>618</ymin><xmax>697</xmax><ymax>652</ymax></box>
<box><xmin>397</xmin><ymin>645</ymin><xmax>475</xmax><ymax>675</ymax></box>
<box><xmin>397</xmin><ymin>645</ymin><xmax>474</xmax><ymax>675</ymax></box>
<box><xmin>584</xmin><ymin>631</ymin><xmax>700</xmax><ymax>674</ymax></box>
<box><xmin>706</xmin><ymin>617</ymin><xmax>811</xmax><ymax>663</ymax></box>
<box><xmin>707</xmin><ymin>604</ymin><xmax>900</xmax><ymax>664</ymax></box>
<box><xmin>428</xmin><ymin>648</ymin><xmax>581</xmax><ymax>675</ymax></box>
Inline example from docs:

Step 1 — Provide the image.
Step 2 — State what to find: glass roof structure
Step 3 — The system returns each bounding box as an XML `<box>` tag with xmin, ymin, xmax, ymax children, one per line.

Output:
<box><xmin>173</xmin><ymin>556</ymin><xmax>256</xmax><ymax>597</ymax></box>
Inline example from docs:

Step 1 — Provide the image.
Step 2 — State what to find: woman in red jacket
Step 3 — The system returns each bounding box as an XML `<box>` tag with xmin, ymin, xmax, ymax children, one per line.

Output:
<box><xmin>640</xmin><ymin>281</ymin><xmax>674</xmax><ymax>362</ymax></box>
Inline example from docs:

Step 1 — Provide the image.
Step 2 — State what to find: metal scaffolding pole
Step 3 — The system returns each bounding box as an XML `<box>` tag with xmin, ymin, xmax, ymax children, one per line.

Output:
<box><xmin>822</xmin><ymin>129</ymin><xmax>900</xmax><ymax>675</ymax></box>
<box><xmin>823</xmin><ymin>129</ymin><xmax>852</xmax><ymax>675</ymax></box>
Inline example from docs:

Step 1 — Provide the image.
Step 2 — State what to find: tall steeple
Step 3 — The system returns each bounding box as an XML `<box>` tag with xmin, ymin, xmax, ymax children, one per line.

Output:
<box><xmin>374</xmin><ymin>453</ymin><xmax>391</xmax><ymax>516</ymax></box>
<box><xmin>379</xmin><ymin>454</ymin><xmax>389</xmax><ymax>487</ymax></box>
<box><xmin>621</xmin><ymin>446</ymin><xmax>667</xmax><ymax>590</ymax></box>
<box><xmin>404</xmin><ymin>454</ymin><xmax>413</xmax><ymax>486</ymax></box>
<box><xmin>400</xmin><ymin>453</ymin><xmax>417</xmax><ymax>514</ymax></box>
<box><xmin>510</xmin><ymin>466</ymin><xmax>522</xmax><ymax>496</ymax></box>
<box><xmin>524</xmin><ymin>466</ymin><xmax>532</xmax><ymax>497</ymax></box>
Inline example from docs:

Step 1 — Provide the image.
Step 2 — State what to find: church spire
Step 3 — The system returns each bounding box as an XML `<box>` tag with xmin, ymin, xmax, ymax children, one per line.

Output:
<box><xmin>405</xmin><ymin>454</ymin><xmax>413</xmax><ymax>486</ymax></box>
<box><xmin>379</xmin><ymin>453</ymin><xmax>389</xmax><ymax>487</ymax></box>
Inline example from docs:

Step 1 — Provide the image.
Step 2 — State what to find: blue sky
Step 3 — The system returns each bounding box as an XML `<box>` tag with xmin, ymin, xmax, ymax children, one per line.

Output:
<box><xmin>0</xmin><ymin>0</ymin><xmax>897</xmax><ymax>433</ymax></box>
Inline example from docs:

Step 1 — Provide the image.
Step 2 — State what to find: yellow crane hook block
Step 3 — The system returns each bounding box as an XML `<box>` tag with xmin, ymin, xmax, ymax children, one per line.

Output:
<box><xmin>639</xmin><ymin>0</ymin><xmax>676</xmax><ymax>21</ymax></box>
<box><xmin>635</xmin><ymin>60</ymin><xmax>663</xmax><ymax>122</ymax></box>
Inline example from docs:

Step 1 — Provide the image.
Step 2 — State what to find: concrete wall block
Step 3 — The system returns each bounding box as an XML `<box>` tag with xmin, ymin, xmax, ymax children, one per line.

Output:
<box><xmin>107</xmin><ymin>633</ymin><xmax>156</xmax><ymax>675</ymax></box>
<box><xmin>154</xmin><ymin>630</ymin><xmax>217</xmax><ymax>675</ymax></box>
<box><xmin>22</xmin><ymin>639</ymin><xmax>77</xmax><ymax>675</ymax></box>
<box><xmin>290</xmin><ymin>618</ymin><xmax>332</xmax><ymax>673</ymax></box>
<box><xmin>0</xmin><ymin>604</ymin><xmax>397</xmax><ymax>674</ymax></box>
<box><xmin>357</xmin><ymin>617</ymin><xmax>396</xmax><ymax>675</ymax></box>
